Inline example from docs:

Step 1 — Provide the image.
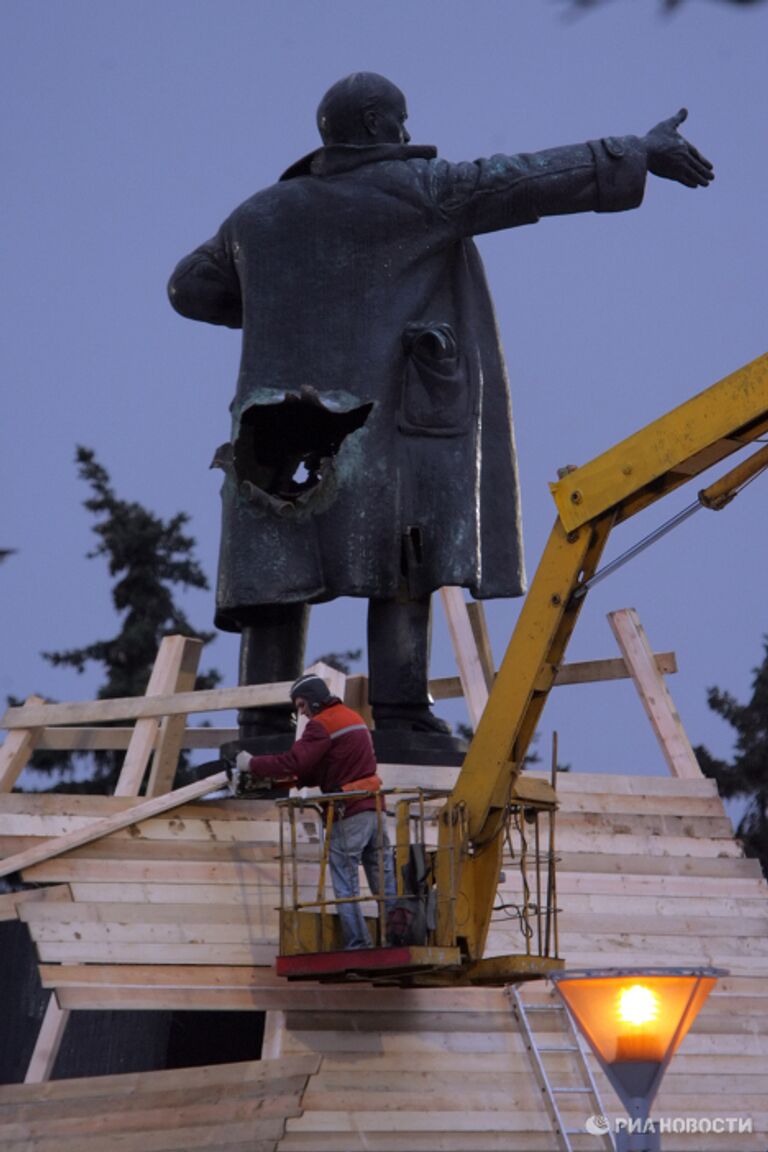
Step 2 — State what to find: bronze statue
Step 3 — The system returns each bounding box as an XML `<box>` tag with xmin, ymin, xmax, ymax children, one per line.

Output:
<box><xmin>168</xmin><ymin>73</ymin><xmax>713</xmax><ymax>751</ymax></box>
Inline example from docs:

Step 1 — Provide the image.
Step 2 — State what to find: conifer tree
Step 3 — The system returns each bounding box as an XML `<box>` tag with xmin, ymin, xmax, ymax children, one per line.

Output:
<box><xmin>696</xmin><ymin>638</ymin><xmax>768</xmax><ymax>878</ymax></box>
<box><xmin>27</xmin><ymin>446</ymin><xmax>220</xmax><ymax>793</ymax></box>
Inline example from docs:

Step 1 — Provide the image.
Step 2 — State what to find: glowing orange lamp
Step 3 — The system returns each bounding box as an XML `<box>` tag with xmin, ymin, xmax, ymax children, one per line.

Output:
<box><xmin>551</xmin><ymin>967</ymin><xmax>725</xmax><ymax>1152</ymax></box>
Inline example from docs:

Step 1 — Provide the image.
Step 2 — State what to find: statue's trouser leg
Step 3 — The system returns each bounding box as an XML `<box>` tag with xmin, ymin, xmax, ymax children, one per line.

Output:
<box><xmin>368</xmin><ymin>594</ymin><xmax>449</xmax><ymax>733</ymax></box>
<box><xmin>238</xmin><ymin>603</ymin><xmax>310</xmax><ymax>737</ymax></box>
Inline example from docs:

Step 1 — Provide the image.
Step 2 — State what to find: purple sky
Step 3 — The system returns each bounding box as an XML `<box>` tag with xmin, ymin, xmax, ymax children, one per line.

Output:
<box><xmin>2</xmin><ymin>0</ymin><xmax>766</xmax><ymax>784</ymax></box>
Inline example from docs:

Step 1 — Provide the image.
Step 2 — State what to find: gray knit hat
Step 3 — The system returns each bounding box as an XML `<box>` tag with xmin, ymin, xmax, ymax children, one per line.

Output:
<box><xmin>289</xmin><ymin>674</ymin><xmax>332</xmax><ymax>713</ymax></box>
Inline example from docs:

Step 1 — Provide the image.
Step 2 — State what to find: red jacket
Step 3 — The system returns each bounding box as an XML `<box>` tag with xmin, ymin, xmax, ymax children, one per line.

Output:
<box><xmin>245</xmin><ymin>700</ymin><xmax>379</xmax><ymax>818</ymax></box>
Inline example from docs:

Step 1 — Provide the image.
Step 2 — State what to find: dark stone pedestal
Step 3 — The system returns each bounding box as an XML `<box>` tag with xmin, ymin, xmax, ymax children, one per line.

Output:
<box><xmin>372</xmin><ymin>729</ymin><xmax>466</xmax><ymax>767</ymax></box>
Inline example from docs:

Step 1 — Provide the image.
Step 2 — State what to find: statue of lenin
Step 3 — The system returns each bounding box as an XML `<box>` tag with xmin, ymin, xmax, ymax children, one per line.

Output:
<box><xmin>168</xmin><ymin>73</ymin><xmax>713</xmax><ymax>746</ymax></box>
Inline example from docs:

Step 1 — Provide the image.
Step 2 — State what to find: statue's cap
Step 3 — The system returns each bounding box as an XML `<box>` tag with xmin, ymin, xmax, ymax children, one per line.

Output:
<box><xmin>317</xmin><ymin>72</ymin><xmax>404</xmax><ymax>143</ymax></box>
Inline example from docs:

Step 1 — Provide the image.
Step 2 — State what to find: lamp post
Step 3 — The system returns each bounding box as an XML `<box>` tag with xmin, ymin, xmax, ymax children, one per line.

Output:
<box><xmin>550</xmin><ymin>967</ymin><xmax>725</xmax><ymax>1152</ymax></box>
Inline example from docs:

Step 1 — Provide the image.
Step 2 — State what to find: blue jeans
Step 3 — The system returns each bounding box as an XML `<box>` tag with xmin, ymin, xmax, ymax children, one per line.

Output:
<box><xmin>328</xmin><ymin>809</ymin><xmax>396</xmax><ymax>949</ymax></box>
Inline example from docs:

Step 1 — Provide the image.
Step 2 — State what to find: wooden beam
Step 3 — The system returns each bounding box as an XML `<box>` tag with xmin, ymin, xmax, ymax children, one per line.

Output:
<box><xmin>25</xmin><ymin>652</ymin><xmax>677</xmax><ymax>754</ymax></box>
<box><xmin>1</xmin><ymin>683</ymin><xmax>294</xmax><ymax>729</ymax></box>
<box><xmin>466</xmin><ymin>602</ymin><xmax>495</xmax><ymax>691</ymax></box>
<box><xmin>145</xmin><ymin>638</ymin><xmax>203</xmax><ymax>797</ymax></box>
<box><xmin>37</xmin><ymin>726</ymin><xmax>239</xmax><ymax>751</ymax></box>
<box><xmin>0</xmin><ymin>771</ymin><xmax>227</xmax><ymax>880</ymax></box>
<box><xmin>609</xmin><ymin>608</ymin><xmax>702</xmax><ymax>779</ymax></box>
<box><xmin>552</xmin><ymin>651</ymin><xmax>676</xmax><ymax>686</ymax></box>
<box><xmin>0</xmin><ymin>884</ymin><xmax>71</xmax><ymax>922</ymax></box>
<box><xmin>439</xmin><ymin>587</ymin><xmax>489</xmax><ymax>728</ymax></box>
<box><xmin>428</xmin><ymin>652</ymin><xmax>677</xmax><ymax>702</ymax></box>
<box><xmin>116</xmin><ymin>637</ymin><xmax>202</xmax><ymax>797</ymax></box>
<box><xmin>24</xmin><ymin>995</ymin><xmax>67</xmax><ymax>1083</ymax></box>
<box><xmin>342</xmin><ymin>676</ymin><xmax>373</xmax><ymax>727</ymax></box>
<box><xmin>263</xmin><ymin>1010</ymin><xmax>286</xmax><ymax>1058</ymax></box>
<box><xmin>0</xmin><ymin>695</ymin><xmax>44</xmax><ymax>791</ymax></box>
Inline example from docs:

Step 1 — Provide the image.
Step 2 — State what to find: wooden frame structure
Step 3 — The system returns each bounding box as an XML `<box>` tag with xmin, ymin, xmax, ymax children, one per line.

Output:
<box><xmin>2</xmin><ymin>596</ymin><xmax>767</xmax><ymax>1149</ymax></box>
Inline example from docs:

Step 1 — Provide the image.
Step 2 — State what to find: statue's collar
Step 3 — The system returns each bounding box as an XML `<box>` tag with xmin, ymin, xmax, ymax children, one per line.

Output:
<box><xmin>280</xmin><ymin>143</ymin><xmax>437</xmax><ymax>181</ymax></box>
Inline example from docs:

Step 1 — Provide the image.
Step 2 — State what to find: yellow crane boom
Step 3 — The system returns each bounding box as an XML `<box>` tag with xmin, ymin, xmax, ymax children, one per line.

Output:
<box><xmin>436</xmin><ymin>352</ymin><xmax>768</xmax><ymax>973</ymax></box>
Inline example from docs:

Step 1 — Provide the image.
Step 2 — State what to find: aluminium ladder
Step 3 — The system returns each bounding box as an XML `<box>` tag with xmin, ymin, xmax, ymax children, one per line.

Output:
<box><xmin>508</xmin><ymin>985</ymin><xmax>615</xmax><ymax>1152</ymax></box>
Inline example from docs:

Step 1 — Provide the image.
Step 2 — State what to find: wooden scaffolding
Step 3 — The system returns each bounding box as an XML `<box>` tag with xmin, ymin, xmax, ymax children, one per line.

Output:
<box><xmin>1</xmin><ymin>603</ymin><xmax>767</xmax><ymax>1151</ymax></box>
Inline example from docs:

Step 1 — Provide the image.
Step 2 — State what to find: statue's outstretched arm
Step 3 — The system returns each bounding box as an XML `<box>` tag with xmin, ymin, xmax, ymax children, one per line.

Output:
<box><xmin>641</xmin><ymin>108</ymin><xmax>714</xmax><ymax>188</ymax></box>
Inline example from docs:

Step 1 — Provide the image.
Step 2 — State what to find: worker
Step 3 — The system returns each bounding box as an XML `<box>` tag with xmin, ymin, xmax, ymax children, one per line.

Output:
<box><xmin>233</xmin><ymin>673</ymin><xmax>396</xmax><ymax>950</ymax></box>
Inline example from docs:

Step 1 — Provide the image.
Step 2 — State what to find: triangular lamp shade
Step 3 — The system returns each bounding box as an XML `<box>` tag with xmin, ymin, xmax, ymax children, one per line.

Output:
<box><xmin>552</xmin><ymin>968</ymin><xmax>724</xmax><ymax>1114</ymax></box>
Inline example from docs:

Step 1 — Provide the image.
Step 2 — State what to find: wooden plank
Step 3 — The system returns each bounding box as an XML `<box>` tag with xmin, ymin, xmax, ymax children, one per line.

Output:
<box><xmin>554</xmin><ymin>892</ymin><xmax>768</xmax><ymax>919</ymax></box>
<box><xmin>609</xmin><ymin>608</ymin><xmax>702</xmax><ymax>779</ymax></box>
<box><xmin>23</xmin><ymin>839</ymin><xmax>286</xmax><ymax>865</ymax></box>
<box><xmin>466</xmin><ymin>601</ymin><xmax>495</xmax><ymax>690</ymax></box>
<box><xmin>0</xmin><ymin>1055</ymin><xmax>320</xmax><ymax>1103</ymax></box>
<box><xmin>0</xmin><ymin>809</ymin><xmax>292</xmax><ymax>843</ymax></box>
<box><xmin>146</xmin><ymin>637</ymin><xmax>203</xmax><ymax>797</ymax></box>
<box><xmin>1</xmin><ymin>683</ymin><xmax>295</xmax><ymax>729</ymax></box>
<box><xmin>34</xmin><ymin>941</ymin><xmax>277</xmax><ymax>964</ymax></box>
<box><xmin>115</xmin><ymin>637</ymin><xmax>199</xmax><ymax>797</ymax></box>
<box><xmin>342</xmin><ymin>675</ymin><xmax>373</xmax><ymax>727</ymax></box>
<box><xmin>49</xmin><ymin>986</ymin><xmax>273</xmax><ymax>1011</ymax></box>
<box><xmin>0</xmin><ymin>1094</ymin><xmax>298</xmax><ymax>1139</ymax></box>
<box><xmin>439</xmin><ymin>587</ymin><xmax>489</xmax><ymax>728</ymax></box>
<box><xmin>0</xmin><ymin>1121</ymin><xmax>286</xmax><ymax>1152</ymax></box>
<box><xmin>277</xmin><ymin>1138</ymin><xmax>603</xmax><ymax>1152</ymax></box>
<box><xmin>547</xmin><ymin>770</ymin><xmax>717</xmax><ymax>797</ymax></box>
<box><xmin>0</xmin><ymin>793</ymin><xmax>273</xmax><ymax>820</ymax></box>
<box><xmin>427</xmin><ymin>653</ymin><xmax>677</xmax><ymax>703</ymax></box>
<box><xmin>21</xmin><ymin>899</ymin><xmax>282</xmax><ymax>929</ymax></box>
<box><xmin>37</xmin><ymin>726</ymin><xmax>239</xmax><ymax>751</ymax></box>
<box><xmin>21</xmin><ymin>858</ymin><xmax>282</xmax><ymax>884</ymax></box>
<box><xmin>555</xmin><ymin>870</ymin><xmax>768</xmax><ymax>900</ymax></box>
<box><xmin>551</xmin><ymin>851</ymin><xmax>758</xmax><ymax>878</ymax></box>
<box><xmin>534</xmin><ymin>831</ymin><xmax>742</xmax><ymax>858</ymax></box>
<box><xmin>65</xmin><ymin>882</ymin><xmax>283</xmax><ymax>904</ymax></box>
<box><xmin>0</xmin><ymin>884</ymin><xmax>71</xmax><ymax>922</ymax></box>
<box><xmin>284</xmin><ymin>1109</ymin><xmax>554</xmax><ymax>1133</ymax></box>
<box><xmin>0</xmin><ymin>1083</ymin><xmax>313</xmax><ymax>1127</ymax></box>
<box><xmin>552</xmin><ymin>651</ymin><xmax>677</xmax><ymax>686</ymax></box>
<box><xmin>0</xmin><ymin>771</ymin><xmax>227</xmax><ymax>880</ymax></box>
<box><xmin>0</xmin><ymin>696</ymin><xmax>44</xmax><ymax>791</ymax></box>
<box><xmin>262</xmin><ymin>1011</ymin><xmax>286</xmax><ymax>1059</ymax></box>
<box><xmin>555</xmin><ymin>811</ymin><xmax>735</xmax><ymax>838</ymax></box>
<box><xmin>556</xmin><ymin>911</ymin><xmax>768</xmax><ymax>938</ymax></box>
<box><xmin>24</xmin><ymin>996</ymin><xmax>67</xmax><ymax>1083</ymax></box>
<box><xmin>279</xmin><ymin>1138</ymin><xmax>763</xmax><ymax>1152</ymax></box>
<box><xmin>555</xmin><ymin>791</ymin><xmax>725</xmax><ymax>817</ymax></box>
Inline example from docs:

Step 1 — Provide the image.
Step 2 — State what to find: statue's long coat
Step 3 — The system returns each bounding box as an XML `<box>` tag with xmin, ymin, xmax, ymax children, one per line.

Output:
<box><xmin>169</xmin><ymin>137</ymin><xmax>646</xmax><ymax>631</ymax></box>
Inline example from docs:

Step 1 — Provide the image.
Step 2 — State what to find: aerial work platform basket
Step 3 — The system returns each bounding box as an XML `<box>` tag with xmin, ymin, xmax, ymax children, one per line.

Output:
<box><xmin>274</xmin><ymin>782</ymin><xmax>562</xmax><ymax>984</ymax></box>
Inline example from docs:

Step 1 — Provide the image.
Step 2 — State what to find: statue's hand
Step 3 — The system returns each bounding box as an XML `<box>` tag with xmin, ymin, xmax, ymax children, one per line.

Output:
<box><xmin>642</xmin><ymin>108</ymin><xmax>714</xmax><ymax>188</ymax></box>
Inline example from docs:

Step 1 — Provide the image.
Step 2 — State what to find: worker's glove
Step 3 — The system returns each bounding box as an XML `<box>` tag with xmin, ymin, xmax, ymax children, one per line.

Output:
<box><xmin>227</xmin><ymin>751</ymin><xmax>276</xmax><ymax>797</ymax></box>
<box><xmin>235</xmin><ymin>751</ymin><xmax>252</xmax><ymax>773</ymax></box>
<box><xmin>227</xmin><ymin>750</ymin><xmax>260</xmax><ymax>797</ymax></box>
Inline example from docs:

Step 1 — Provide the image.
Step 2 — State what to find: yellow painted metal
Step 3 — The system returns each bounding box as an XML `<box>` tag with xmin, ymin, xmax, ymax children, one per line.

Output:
<box><xmin>699</xmin><ymin>441</ymin><xmax>768</xmax><ymax>510</ymax></box>
<box><xmin>394</xmin><ymin>799</ymin><xmax>410</xmax><ymax>898</ymax></box>
<box><xmin>445</xmin><ymin>515</ymin><xmax>612</xmax><ymax>839</ymax></box>
<box><xmin>510</xmin><ymin>776</ymin><xmax>558</xmax><ymax>807</ymax></box>
<box><xmin>462</xmin><ymin>953</ymin><xmax>565</xmax><ymax>984</ymax></box>
<box><xmin>436</xmin><ymin>352</ymin><xmax>768</xmax><ymax>965</ymax></box>
<box><xmin>435</xmin><ymin>515</ymin><xmax>614</xmax><ymax>959</ymax></box>
<box><xmin>280</xmin><ymin>908</ymin><xmax>364</xmax><ymax>954</ymax></box>
<box><xmin>550</xmin><ymin>352</ymin><xmax>768</xmax><ymax>532</ymax></box>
